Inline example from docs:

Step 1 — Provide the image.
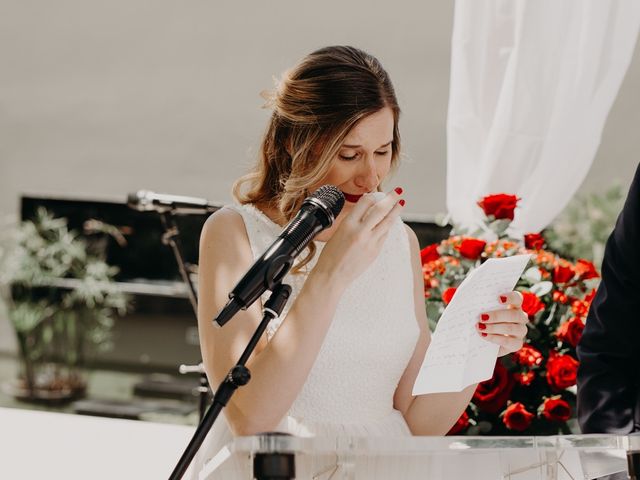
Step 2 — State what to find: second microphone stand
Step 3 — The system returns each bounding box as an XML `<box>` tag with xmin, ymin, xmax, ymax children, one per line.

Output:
<box><xmin>157</xmin><ymin>210</ymin><xmax>211</xmax><ymax>420</ymax></box>
<box><xmin>168</xmin><ymin>283</ymin><xmax>292</xmax><ymax>480</ymax></box>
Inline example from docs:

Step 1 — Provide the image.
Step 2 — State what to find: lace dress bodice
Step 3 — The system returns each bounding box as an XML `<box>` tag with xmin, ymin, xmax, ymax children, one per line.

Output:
<box><xmin>190</xmin><ymin>202</ymin><xmax>421</xmax><ymax>479</ymax></box>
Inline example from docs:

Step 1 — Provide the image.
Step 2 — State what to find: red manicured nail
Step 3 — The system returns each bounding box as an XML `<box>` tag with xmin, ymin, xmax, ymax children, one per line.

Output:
<box><xmin>500</xmin><ymin>295</ymin><xmax>507</xmax><ymax>303</ymax></box>
<box><xmin>394</xmin><ymin>187</ymin><xmax>403</xmax><ymax>194</ymax></box>
<box><xmin>481</xmin><ymin>314</ymin><xmax>489</xmax><ymax>321</ymax></box>
<box><xmin>399</xmin><ymin>199</ymin><xmax>406</xmax><ymax>207</ymax></box>
<box><xmin>477</xmin><ymin>323</ymin><xmax>486</xmax><ymax>330</ymax></box>
<box><xmin>481</xmin><ymin>333</ymin><xmax>487</xmax><ymax>337</ymax></box>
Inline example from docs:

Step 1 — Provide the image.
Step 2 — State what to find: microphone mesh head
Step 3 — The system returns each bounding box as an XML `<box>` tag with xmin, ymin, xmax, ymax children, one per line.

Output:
<box><xmin>310</xmin><ymin>185</ymin><xmax>345</xmax><ymax>218</ymax></box>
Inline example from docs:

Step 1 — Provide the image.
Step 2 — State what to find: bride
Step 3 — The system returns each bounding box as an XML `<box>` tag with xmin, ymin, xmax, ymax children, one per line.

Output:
<box><xmin>190</xmin><ymin>45</ymin><xmax>528</xmax><ymax>478</ymax></box>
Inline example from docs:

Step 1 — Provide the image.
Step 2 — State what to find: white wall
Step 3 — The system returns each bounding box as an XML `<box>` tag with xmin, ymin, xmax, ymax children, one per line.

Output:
<box><xmin>1</xmin><ymin>1</ymin><xmax>639</xmax><ymax>353</ymax></box>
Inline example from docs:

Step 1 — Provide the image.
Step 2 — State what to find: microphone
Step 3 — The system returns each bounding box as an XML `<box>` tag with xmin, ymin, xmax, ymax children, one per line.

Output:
<box><xmin>214</xmin><ymin>185</ymin><xmax>345</xmax><ymax>327</ymax></box>
<box><xmin>127</xmin><ymin>190</ymin><xmax>219</xmax><ymax>215</ymax></box>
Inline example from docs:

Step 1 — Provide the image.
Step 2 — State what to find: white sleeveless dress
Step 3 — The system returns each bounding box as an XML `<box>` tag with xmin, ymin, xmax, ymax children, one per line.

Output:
<box><xmin>189</xmin><ymin>203</ymin><xmax>420</xmax><ymax>479</ymax></box>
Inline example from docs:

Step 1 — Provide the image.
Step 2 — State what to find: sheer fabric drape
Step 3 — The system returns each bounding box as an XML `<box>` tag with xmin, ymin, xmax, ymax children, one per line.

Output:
<box><xmin>446</xmin><ymin>0</ymin><xmax>640</xmax><ymax>235</ymax></box>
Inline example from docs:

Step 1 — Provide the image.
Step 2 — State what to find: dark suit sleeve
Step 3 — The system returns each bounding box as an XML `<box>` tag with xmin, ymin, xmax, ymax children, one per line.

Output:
<box><xmin>577</xmin><ymin>163</ymin><xmax>640</xmax><ymax>434</ymax></box>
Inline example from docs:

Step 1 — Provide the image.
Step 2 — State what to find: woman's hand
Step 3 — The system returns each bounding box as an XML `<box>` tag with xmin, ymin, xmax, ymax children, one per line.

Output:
<box><xmin>477</xmin><ymin>291</ymin><xmax>529</xmax><ymax>356</ymax></box>
<box><xmin>313</xmin><ymin>188</ymin><xmax>404</xmax><ymax>290</ymax></box>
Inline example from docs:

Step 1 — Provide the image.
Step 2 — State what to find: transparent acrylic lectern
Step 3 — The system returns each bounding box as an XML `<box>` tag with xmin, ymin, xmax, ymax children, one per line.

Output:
<box><xmin>200</xmin><ymin>433</ymin><xmax>640</xmax><ymax>480</ymax></box>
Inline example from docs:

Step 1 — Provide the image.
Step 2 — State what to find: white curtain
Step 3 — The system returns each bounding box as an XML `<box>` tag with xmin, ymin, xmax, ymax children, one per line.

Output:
<box><xmin>446</xmin><ymin>0</ymin><xmax>640</xmax><ymax>235</ymax></box>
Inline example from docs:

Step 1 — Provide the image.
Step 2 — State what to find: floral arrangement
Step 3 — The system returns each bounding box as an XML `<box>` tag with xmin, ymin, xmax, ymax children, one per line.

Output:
<box><xmin>421</xmin><ymin>194</ymin><xmax>600</xmax><ymax>435</ymax></box>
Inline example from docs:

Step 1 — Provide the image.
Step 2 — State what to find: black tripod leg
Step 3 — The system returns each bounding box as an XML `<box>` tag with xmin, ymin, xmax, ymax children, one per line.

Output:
<box><xmin>169</xmin><ymin>400</ymin><xmax>224</xmax><ymax>480</ymax></box>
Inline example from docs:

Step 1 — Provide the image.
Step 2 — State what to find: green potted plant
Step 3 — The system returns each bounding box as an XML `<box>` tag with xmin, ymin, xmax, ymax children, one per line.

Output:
<box><xmin>0</xmin><ymin>207</ymin><xmax>128</xmax><ymax>403</ymax></box>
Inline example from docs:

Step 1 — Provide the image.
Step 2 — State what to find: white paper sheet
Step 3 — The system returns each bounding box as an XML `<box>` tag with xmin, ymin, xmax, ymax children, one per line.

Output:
<box><xmin>412</xmin><ymin>254</ymin><xmax>532</xmax><ymax>395</ymax></box>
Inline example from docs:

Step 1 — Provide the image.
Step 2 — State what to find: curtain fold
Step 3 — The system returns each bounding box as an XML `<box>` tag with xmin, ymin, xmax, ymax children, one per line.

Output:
<box><xmin>446</xmin><ymin>0</ymin><xmax>640</xmax><ymax>235</ymax></box>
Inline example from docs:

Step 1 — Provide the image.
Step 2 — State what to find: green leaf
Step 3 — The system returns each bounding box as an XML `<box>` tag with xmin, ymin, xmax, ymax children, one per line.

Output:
<box><xmin>426</xmin><ymin>301</ymin><xmax>444</xmax><ymax>326</ymax></box>
<box><xmin>8</xmin><ymin>302</ymin><xmax>50</xmax><ymax>333</ymax></box>
<box><xmin>41</xmin><ymin>324</ymin><xmax>53</xmax><ymax>344</ymax></box>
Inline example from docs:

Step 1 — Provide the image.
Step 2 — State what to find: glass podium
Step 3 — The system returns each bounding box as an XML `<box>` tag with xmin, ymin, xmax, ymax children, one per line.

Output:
<box><xmin>199</xmin><ymin>433</ymin><xmax>640</xmax><ymax>479</ymax></box>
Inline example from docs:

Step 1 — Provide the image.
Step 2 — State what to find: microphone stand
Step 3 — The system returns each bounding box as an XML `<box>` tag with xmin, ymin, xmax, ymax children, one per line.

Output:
<box><xmin>168</xmin><ymin>283</ymin><xmax>292</xmax><ymax>480</ymax></box>
<box><xmin>141</xmin><ymin>206</ymin><xmax>210</xmax><ymax>420</ymax></box>
<box><xmin>159</xmin><ymin>211</ymin><xmax>199</xmax><ymax>314</ymax></box>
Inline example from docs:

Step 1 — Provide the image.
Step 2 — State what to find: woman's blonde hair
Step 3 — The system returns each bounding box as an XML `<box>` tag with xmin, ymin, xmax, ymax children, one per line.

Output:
<box><xmin>233</xmin><ymin>46</ymin><xmax>401</xmax><ymax>270</ymax></box>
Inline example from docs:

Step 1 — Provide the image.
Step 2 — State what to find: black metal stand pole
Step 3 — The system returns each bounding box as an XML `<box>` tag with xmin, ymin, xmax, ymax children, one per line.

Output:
<box><xmin>198</xmin><ymin>370</ymin><xmax>209</xmax><ymax>420</ymax></box>
<box><xmin>158</xmin><ymin>211</ymin><xmax>211</xmax><ymax>420</ymax></box>
<box><xmin>168</xmin><ymin>283</ymin><xmax>292</xmax><ymax>480</ymax></box>
<box><xmin>628</xmin><ymin>450</ymin><xmax>640</xmax><ymax>479</ymax></box>
<box><xmin>159</xmin><ymin>212</ymin><xmax>199</xmax><ymax>314</ymax></box>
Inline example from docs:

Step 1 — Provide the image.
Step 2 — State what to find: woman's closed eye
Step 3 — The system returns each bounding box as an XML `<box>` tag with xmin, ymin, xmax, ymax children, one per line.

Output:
<box><xmin>339</xmin><ymin>150</ymin><xmax>389</xmax><ymax>161</ymax></box>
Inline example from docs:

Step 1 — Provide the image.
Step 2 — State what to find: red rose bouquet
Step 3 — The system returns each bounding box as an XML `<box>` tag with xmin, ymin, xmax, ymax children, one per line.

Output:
<box><xmin>422</xmin><ymin>194</ymin><xmax>600</xmax><ymax>435</ymax></box>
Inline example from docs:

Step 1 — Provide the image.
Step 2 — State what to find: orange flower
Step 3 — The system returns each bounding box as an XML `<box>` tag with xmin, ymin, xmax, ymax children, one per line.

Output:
<box><xmin>514</xmin><ymin>371</ymin><xmax>535</xmax><ymax>386</ymax></box>
<box><xmin>513</xmin><ymin>345</ymin><xmax>543</xmax><ymax>367</ymax></box>
<box><xmin>539</xmin><ymin>268</ymin><xmax>551</xmax><ymax>279</ymax></box>
<box><xmin>552</xmin><ymin>290</ymin><xmax>568</xmax><ymax>304</ymax></box>
<box><xmin>571</xmin><ymin>299</ymin><xmax>589</xmax><ymax>317</ymax></box>
<box><xmin>501</xmin><ymin>241</ymin><xmax>517</xmax><ymax>250</ymax></box>
<box><xmin>535</xmin><ymin>251</ymin><xmax>556</xmax><ymax>265</ymax></box>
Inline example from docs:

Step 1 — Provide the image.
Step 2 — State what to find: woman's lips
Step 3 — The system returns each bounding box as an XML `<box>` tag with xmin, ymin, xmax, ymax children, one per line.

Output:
<box><xmin>342</xmin><ymin>192</ymin><xmax>365</xmax><ymax>203</ymax></box>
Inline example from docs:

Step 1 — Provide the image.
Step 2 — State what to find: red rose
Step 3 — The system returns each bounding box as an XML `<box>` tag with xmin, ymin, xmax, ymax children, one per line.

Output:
<box><xmin>502</xmin><ymin>402</ymin><xmax>535</xmax><ymax>431</ymax></box>
<box><xmin>421</xmin><ymin>243</ymin><xmax>440</xmax><ymax>264</ymax></box>
<box><xmin>584</xmin><ymin>288</ymin><xmax>597</xmax><ymax>305</ymax></box>
<box><xmin>539</xmin><ymin>397</ymin><xmax>571</xmax><ymax>422</ymax></box>
<box><xmin>447</xmin><ymin>411</ymin><xmax>470</xmax><ymax>435</ymax></box>
<box><xmin>575</xmin><ymin>259</ymin><xmax>599</xmax><ymax>280</ymax></box>
<box><xmin>553</xmin><ymin>264</ymin><xmax>575</xmax><ymax>284</ymax></box>
<box><xmin>556</xmin><ymin>317</ymin><xmax>585</xmax><ymax>348</ymax></box>
<box><xmin>513</xmin><ymin>345</ymin><xmax>543</xmax><ymax>367</ymax></box>
<box><xmin>546</xmin><ymin>352</ymin><xmax>579</xmax><ymax>390</ymax></box>
<box><xmin>473</xmin><ymin>362</ymin><xmax>515</xmax><ymax>414</ymax></box>
<box><xmin>514</xmin><ymin>371</ymin><xmax>535</xmax><ymax>386</ymax></box>
<box><xmin>457</xmin><ymin>238</ymin><xmax>487</xmax><ymax>260</ymax></box>
<box><xmin>442</xmin><ymin>287</ymin><xmax>457</xmax><ymax>305</ymax></box>
<box><xmin>521</xmin><ymin>291</ymin><xmax>545</xmax><ymax>318</ymax></box>
<box><xmin>477</xmin><ymin>194</ymin><xmax>520</xmax><ymax>221</ymax></box>
<box><xmin>524</xmin><ymin>233</ymin><xmax>545</xmax><ymax>250</ymax></box>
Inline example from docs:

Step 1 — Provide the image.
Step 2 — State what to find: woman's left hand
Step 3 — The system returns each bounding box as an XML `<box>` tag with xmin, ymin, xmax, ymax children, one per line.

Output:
<box><xmin>477</xmin><ymin>291</ymin><xmax>529</xmax><ymax>357</ymax></box>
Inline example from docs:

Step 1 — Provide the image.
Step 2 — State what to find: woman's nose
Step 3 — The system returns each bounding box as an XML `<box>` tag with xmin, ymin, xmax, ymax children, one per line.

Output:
<box><xmin>355</xmin><ymin>157</ymin><xmax>379</xmax><ymax>190</ymax></box>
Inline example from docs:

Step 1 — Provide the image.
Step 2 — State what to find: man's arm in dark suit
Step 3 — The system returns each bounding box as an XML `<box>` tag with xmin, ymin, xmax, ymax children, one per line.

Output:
<box><xmin>577</xmin><ymin>163</ymin><xmax>640</xmax><ymax>434</ymax></box>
